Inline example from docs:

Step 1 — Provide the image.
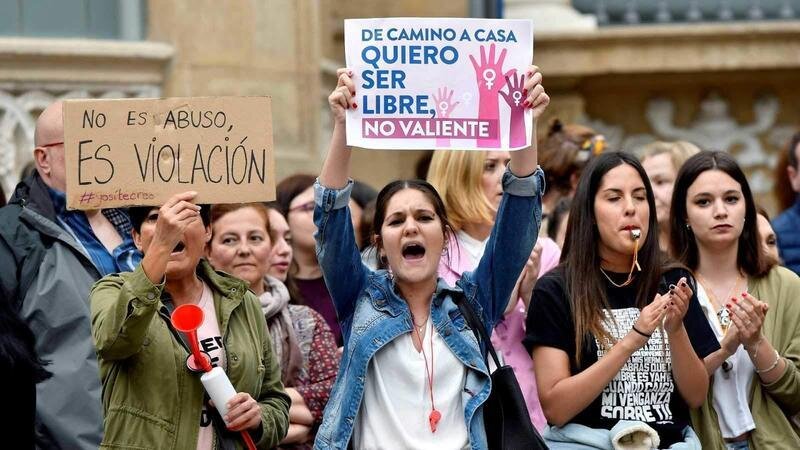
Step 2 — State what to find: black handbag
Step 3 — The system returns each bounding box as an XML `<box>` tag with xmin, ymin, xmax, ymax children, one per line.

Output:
<box><xmin>455</xmin><ymin>297</ymin><xmax>549</xmax><ymax>450</ymax></box>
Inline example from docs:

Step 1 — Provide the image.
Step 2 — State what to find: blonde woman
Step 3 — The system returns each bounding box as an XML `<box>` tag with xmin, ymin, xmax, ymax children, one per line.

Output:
<box><xmin>639</xmin><ymin>141</ymin><xmax>701</xmax><ymax>253</ymax></box>
<box><xmin>428</xmin><ymin>149</ymin><xmax>560</xmax><ymax>431</ymax></box>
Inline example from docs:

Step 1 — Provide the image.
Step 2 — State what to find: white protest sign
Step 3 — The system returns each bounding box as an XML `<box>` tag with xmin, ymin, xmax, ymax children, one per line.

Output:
<box><xmin>344</xmin><ymin>18</ymin><xmax>533</xmax><ymax>151</ymax></box>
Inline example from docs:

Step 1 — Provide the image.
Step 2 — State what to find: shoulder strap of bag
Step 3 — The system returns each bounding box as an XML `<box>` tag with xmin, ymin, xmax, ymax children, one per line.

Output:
<box><xmin>454</xmin><ymin>297</ymin><xmax>503</xmax><ymax>369</ymax></box>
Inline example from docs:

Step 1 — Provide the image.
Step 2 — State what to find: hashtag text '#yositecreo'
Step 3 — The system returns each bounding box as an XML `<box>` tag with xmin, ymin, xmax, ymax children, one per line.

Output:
<box><xmin>79</xmin><ymin>192</ymin><xmax>95</xmax><ymax>204</ymax></box>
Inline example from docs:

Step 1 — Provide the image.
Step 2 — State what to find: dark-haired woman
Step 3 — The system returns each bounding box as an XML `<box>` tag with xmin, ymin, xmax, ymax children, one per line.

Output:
<box><xmin>90</xmin><ymin>193</ymin><xmax>290</xmax><ymax>449</ymax></box>
<box><xmin>669</xmin><ymin>151</ymin><xmax>800</xmax><ymax>450</ymax></box>
<box><xmin>276</xmin><ymin>174</ymin><xmax>369</xmax><ymax>345</ymax></box>
<box><xmin>313</xmin><ymin>67</ymin><xmax>548</xmax><ymax>449</ymax></box>
<box><xmin>525</xmin><ymin>151</ymin><xmax>719</xmax><ymax>448</ymax></box>
<box><xmin>275</xmin><ymin>174</ymin><xmax>341</xmax><ymax>345</ymax></box>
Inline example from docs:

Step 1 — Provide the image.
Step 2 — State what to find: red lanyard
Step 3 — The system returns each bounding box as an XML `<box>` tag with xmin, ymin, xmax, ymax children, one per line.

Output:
<box><xmin>413</xmin><ymin>322</ymin><xmax>441</xmax><ymax>432</ymax></box>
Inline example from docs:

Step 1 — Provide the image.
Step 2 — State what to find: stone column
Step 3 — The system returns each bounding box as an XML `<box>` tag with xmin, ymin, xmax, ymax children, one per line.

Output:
<box><xmin>503</xmin><ymin>0</ymin><xmax>597</xmax><ymax>33</ymax></box>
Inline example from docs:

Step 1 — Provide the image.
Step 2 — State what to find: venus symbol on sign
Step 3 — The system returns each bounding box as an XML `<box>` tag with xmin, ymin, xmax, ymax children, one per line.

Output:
<box><xmin>512</xmin><ymin>91</ymin><xmax>522</xmax><ymax>106</ymax></box>
<box><xmin>482</xmin><ymin>69</ymin><xmax>496</xmax><ymax>89</ymax></box>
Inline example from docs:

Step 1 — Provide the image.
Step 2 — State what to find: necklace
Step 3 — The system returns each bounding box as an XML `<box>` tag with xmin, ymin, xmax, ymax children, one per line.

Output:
<box><xmin>413</xmin><ymin>317</ymin><xmax>428</xmax><ymax>334</ymax></box>
<box><xmin>600</xmin><ymin>268</ymin><xmax>636</xmax><ymax>288</ymax></box>
<box><xmin>412</xmin><ymin>322</ymin><xmax>441</xmax><ymax>433</ymax></box>
<box><xmin>696</xmin><ymin>273</ymin><xmax>743</xmax><ymax>334</ymax></box>
<box><xmin>600</xmin><ymin>234</ymin><xmax>642</xmax><ymax>288</ymax></box>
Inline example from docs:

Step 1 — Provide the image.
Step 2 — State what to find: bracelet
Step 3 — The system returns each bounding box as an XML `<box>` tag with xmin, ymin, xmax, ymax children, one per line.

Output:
<box><xmin>632</xmin><ymin>325</ymin><xmax>652</xmax><ymax>338</ymax></box>
<box><xmin>746</xmin><ymin>336</ymin><xmax>764</xmax><ymax>360</ymax></box>
<box><xmin>754</xmin><ymin>350</ymin><xmax>781</xmax><ymax>374</ymax></box>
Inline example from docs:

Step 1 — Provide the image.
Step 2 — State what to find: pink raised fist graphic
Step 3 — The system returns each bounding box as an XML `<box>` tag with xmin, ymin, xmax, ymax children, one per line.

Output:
<box><xmin>469</xmin><ymin>44</ymin><xmax>514</xmax><ymax>148</ymax></box>
<box><xmin>432</xmin><ymin>86</ymin><xmax>460</xmax><ymax>119</ymax></box>
<box><xmin>500</xmin><ymin>71</ymin><xmax>527</xmax><ymax>148</ymax></box>
<box><xmin>432</xmin><ymin>86</ymin><xmax>460</xmax><ymax>148</ymax></box>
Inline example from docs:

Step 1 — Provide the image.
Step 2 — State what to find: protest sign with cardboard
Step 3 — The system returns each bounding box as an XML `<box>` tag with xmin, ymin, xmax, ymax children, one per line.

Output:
<box><xmin>344</xmin><ymin>18</ymin><xmax>533</xmax><ymax>151</ymax></box>
<box><xmin>63</xmin><ymin>97</ymin><xmax>274</xmax><ymax>210</ymax></box>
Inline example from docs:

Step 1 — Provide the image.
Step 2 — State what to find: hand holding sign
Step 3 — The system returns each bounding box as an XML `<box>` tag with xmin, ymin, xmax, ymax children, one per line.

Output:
<box><xmin>139</xmin><ymin>191</ymin><xmax>202</xmax><ymax>284</ymax></box>
<box><xmin>151</xmin><ymin>191</ymin><xmax>202</xmax><ymax>248</ymax></box>
<box><xmin>522</xmin><ymin>66</ymin><xmax>549</xmax><ymax>120</ymax></box>
<box><xmin>330</xmin><ymin>68</ymin><xmax>358</xmax><ymax>125</ymax></box>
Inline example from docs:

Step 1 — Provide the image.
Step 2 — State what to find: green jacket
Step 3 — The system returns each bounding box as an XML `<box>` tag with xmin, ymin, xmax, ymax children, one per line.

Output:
<box><xmin>90</xmin><ymin>260</ymin><xmax>290</xmax><ymax>449</ymax></box>
<box><xmin>691</xmin><ymin>266</ymin><xmax>800</xmax><ymax>450</ymax></box>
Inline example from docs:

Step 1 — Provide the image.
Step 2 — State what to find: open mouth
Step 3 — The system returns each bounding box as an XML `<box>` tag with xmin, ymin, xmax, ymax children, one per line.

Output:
<box><xmin>171</xmin><ymin>241</ymin><xmax>186</xmax><ymax>254</ymax></box>
<box><xmin>402</xmin><ymin>242</ymin><xmax>426</xmax><ymax>261</ymax></box>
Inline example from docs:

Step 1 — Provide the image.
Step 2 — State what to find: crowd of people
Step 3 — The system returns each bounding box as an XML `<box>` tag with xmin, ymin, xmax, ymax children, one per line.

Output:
<box><xmin>1</xmin><ymin>64</ymin><xmax>799</xmax><ymax>450</ymax></box>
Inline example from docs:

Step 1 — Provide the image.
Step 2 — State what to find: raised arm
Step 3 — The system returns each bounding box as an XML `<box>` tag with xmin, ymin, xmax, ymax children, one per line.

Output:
<box><xmin>508</xmin><ymin>66</ymin><xmax>547</xmax><ymax>177</ymax></box>
<box><xmin>466</xmin><ymin>66</ymin><xmax>549</xmax><ymax>325</ymax></box>
<box><xmin>90</xmin><ymin>265</ymin><xmax>164</xmax><ymax>361</ymax></box>
<box><xmin>314</xmin><ymin>68</ymin><xmax>369</xmax><ymax>329</ymax></box>
<box><xmin>91</xmin><ymin>192</ymin><xmax>200</xmax><ymax>360</ymax></box>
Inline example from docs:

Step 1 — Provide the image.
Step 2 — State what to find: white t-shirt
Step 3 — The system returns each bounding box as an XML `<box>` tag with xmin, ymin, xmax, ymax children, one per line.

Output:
<box><xmin>456</xmin><ymin>230</ymin><xmax>487</xmax><ymax>268</ymax></box>
<box><xmin>696</xmin><ymin>284</ymin><xmax>756</xmax><ymax>439</ymax></box>
<box><xmin>195</xmin><ymin>283</ymin><xmax>227</xmax><ymax>450</ymax></box>
<box><xmin>353</xmin><ymin>319</ymin><xmax>469</xmax><ymax>450</ymax></box>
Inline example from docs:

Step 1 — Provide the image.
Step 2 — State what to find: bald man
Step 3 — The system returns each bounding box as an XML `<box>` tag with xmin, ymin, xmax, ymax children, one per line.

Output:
<box><xmin>0</xmin><ymin>101</ymin><xmax>141</xmax><ymax>449</ymax></box>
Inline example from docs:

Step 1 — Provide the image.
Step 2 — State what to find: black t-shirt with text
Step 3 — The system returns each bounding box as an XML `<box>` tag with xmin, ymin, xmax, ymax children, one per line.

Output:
<box><xmin>524</xmin><ymin>266</ymin><xmax>719</xmax><ymax>447</ymax></box>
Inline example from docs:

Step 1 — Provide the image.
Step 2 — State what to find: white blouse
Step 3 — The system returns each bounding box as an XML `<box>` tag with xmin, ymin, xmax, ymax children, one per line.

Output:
<box><xmin>696</xmin><ymin>284</ymin><xmax>756</xmax><ymax>439</ymax></box>
<box><xmin>353</xmin><ymin>319</ymin><xmax>469</xmax><ymax>450</ymax></box>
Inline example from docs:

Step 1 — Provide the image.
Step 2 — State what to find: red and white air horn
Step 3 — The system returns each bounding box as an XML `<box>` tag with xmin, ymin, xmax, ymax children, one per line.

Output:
<box><xmin>171</xmin><ymin>304</ymin><xmax>257</xmax><ymax>450</ymax></box>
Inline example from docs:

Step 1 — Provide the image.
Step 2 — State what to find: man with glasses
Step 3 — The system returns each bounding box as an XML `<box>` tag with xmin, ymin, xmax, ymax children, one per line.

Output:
<box><xmin>0</xmin><ymin>101</ymin><xmax>141</xmax><ymax>449</ymax></box>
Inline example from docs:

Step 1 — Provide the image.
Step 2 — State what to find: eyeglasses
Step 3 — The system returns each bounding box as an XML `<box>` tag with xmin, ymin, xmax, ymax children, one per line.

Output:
<box><xmin>289</xmin><ymin>201</ymin><xmax>315</xmax><ymax>213</ymax></box>
<box><xmin>39</xmin><ymin>141</ymin><xmax>63</xmax><ymax>149</ymax></box>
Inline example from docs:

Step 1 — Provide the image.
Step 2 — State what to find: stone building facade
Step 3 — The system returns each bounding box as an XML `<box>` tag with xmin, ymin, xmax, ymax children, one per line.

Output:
<box><xmin>1</xmin><ymin>0</ymin><xmax>798</xmax><ymax>211</ymax></box>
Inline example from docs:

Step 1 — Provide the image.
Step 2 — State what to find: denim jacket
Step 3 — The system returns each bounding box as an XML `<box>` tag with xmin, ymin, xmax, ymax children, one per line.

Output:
<box><xmin>312</xmin><ymin>167</ymin><xmax>545</xmax><ymax>450</ymax></box>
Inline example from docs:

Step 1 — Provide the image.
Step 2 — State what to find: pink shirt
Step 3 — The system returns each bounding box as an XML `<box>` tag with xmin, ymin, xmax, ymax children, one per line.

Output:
<box><xmin>195</xmin><ymin>283</ymin><xmax>226</xmax><ymax>450</ymax></box>
<box><xmin>439</xmin><ymin>235</ymin><xmax>561</xmax><ymax>431</ymax></box>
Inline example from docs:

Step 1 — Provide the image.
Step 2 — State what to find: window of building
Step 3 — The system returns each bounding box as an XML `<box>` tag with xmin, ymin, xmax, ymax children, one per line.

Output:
<box><xmin>0</xmin><ymin>0</ymin><xmax>146</xmax><ymax>40</ymax></box>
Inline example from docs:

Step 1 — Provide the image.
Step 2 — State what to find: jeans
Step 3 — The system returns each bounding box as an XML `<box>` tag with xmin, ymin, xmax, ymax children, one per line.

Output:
<box><xmin>725</xmin><ymin>440</ymin><xmax>750</xmax><ymax>450</ymax></box>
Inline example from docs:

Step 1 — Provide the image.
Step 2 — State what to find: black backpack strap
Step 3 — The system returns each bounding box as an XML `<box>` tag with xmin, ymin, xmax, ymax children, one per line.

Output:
<box><xmin>454</xmin><ymin>297</ymin><xmax>503</xmax><ymax>369</ymax></box>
